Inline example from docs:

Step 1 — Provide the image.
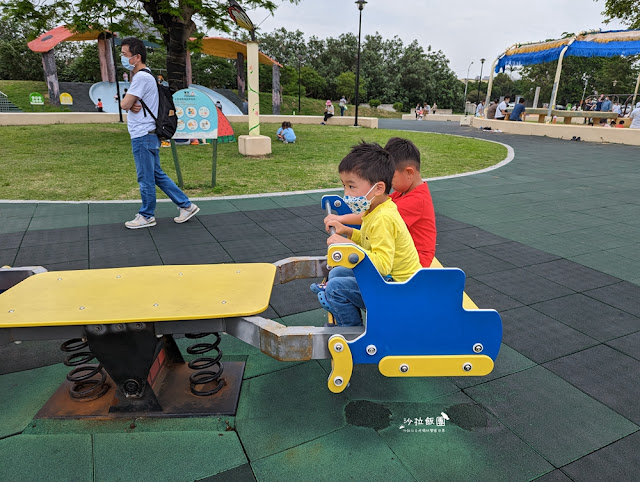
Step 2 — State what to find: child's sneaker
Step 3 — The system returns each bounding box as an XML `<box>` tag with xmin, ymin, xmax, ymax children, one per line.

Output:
<box><xmin>310</xmin><ymin>280</ymin><xmax>327</xmax><ymax>294</ymax></box>
<box><xmin>125</xmin><ymin>214</ymin><xmax>156</xmax><ymax>229</ymax></box>
<box><xmin>174</xmin><ymin>203</ymin><xmax>200</xmax><ymax>223</ymax></box>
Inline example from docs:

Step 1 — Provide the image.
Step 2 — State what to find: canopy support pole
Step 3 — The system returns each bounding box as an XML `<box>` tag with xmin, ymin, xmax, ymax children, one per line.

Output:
<box><xmin>548</xmin><ymin>36</ymin><xmax>577</xmax><ymax>117</ymax></box>
<box><xmin>485</xmin><ymin>48</ymin><xmax>510</xmax><ymax>114</ymax></box>
<box><xmin>632</xmin><ymin>71</ymin><xmax>640</xmax><ymax>108</ymax></box>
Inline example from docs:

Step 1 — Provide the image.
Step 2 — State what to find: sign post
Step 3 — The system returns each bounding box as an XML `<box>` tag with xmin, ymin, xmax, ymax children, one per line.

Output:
<box><xmin>172</xmin><ymin>89</ymin><xmax>220</xmax><ymax>188</ymax></box>
<box><xmin>29</xmin><ymin>92</ymin><xmax>44</xmax><ymax>111</ymax></box>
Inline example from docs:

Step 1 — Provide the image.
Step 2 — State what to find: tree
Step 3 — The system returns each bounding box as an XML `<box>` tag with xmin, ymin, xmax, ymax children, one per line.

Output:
<box><xmin>190</xmin><ymin>52</ymin><xmax>235</xmax><ymax>89</ymax></box>
<box><xmin>58</xmin><ymin>42</ymin><xmax>102</xmax><ymax>83</ymax></box>
<box><xmin>599</xmin><ymin>0</ymin><xmax>640</xmax><ymax>28</ymax></box>
<box><xmin>0</xmin><ymin>19</ymin><xmax>48</xmax><ymax>80</ymax></box>
<box><xmin>1</xmin><ymin>0</ymin><xmax>299</xmax><ymax>91</ymax></box>
<box><xmin>336</xmin><ymin>71</ymin><xmax>365</xmax><ymax>102</ymax></box>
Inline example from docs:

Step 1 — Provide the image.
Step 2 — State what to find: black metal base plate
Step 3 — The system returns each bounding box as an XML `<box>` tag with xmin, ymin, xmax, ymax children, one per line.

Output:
<box><xmin>35</xmin><ymin>361</ymin><xmax>245</xmax><ymax>419</ymax></box>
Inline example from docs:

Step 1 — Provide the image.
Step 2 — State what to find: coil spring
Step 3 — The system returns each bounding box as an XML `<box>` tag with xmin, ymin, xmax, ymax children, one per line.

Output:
<box><xmin>60</xmin><ymin>338</ymin><xmax>110</xmax><ymax>401</ymax></box>
<box><xmin>185</xmin><ymin>332</ymin><xmax>225</xmax><ymax>396</ymax></box>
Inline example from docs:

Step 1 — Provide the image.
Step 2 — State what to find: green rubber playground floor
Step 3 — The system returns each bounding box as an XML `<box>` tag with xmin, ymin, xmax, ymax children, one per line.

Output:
<box><xmin>1</xmin><ymin>121</ymin><xmax>639</xmax><ymax>480</ymax></box>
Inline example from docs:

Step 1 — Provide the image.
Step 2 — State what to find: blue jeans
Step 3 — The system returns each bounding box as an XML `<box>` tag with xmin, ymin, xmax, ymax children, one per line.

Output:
<box><xmin>324</xmin><ymin>266</ymin><xmax>364</xmax><ymax>326</ymax></box>
<box><xmin>131</xmin><ymin>134</ymin><xmax>190</xmax><ymax>218</ymax></box>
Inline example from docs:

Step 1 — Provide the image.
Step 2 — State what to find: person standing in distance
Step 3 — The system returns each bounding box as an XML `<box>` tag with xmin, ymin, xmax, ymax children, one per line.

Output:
<box><xmin>119</xmin><ymin>37</ymin><xmax>199</xmax><ymax>229</ymax></box>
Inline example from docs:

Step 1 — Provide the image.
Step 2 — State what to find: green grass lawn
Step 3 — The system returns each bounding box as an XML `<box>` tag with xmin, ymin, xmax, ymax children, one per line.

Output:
<box><xmin>0</xmin><ymin>122</ymin><xmax>506</xmax><ymax>201</ymax></box>
<box><xmin>0</xmin><ymin>81</ymin><xmax>74</xmax><ymax>112</ymax></box>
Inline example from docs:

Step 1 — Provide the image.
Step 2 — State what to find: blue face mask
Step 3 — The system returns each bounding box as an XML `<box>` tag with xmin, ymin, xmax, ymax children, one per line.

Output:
<box><xmin>343</xmin><ymin>184</ymin><xmax>377</xmax><ymax>214</ymax></box>
<box><xmin>121</xmin><ymin>54</ymin><xmax>136</xmax><ymax>71</ymax></box>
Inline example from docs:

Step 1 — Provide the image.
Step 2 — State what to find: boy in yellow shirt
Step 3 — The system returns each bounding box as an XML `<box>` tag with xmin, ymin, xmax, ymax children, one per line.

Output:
<box><xmin>317</xmin><ymin>142</ymin><xmax>421</xmax><ymax>326</ymax></box>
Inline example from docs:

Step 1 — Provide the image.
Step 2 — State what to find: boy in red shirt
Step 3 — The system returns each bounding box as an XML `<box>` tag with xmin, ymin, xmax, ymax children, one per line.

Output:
<box><xmin>323</xmin><ymin>137</ymin><xmax>437</xmax><ymax>267</ymax></box>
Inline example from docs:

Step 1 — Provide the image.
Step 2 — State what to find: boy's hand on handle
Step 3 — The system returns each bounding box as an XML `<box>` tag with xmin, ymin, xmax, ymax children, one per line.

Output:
<box><xmin>325</xmin><ymin>219</ymin><xmax>352</xmax><ymax>237</ymax></box>
<box><xmin>324</xmin><ymin>214</ymin><xmax>343</xmax><ymax>226</ymax></box>
<box><xmin>327</xmin><ymin>233</ymin><xmax>354</xmax><ymax>246</ymax></box>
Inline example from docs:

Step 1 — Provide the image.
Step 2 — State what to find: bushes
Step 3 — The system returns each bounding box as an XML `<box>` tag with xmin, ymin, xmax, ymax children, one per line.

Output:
<box><xmin>368</xmin><ymin>98</ymin><xmax>381</xmax><ymax>109</ymax></box>
<box><xmin>392</xmin><ymin>101</ymin><xmax>405</xmax><ymax>112</ymax></box>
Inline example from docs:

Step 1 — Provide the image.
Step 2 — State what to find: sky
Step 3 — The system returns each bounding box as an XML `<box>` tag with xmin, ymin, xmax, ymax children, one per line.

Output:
<box><xmin>212</xmin><ymin>0</ymin><xmax>626</xmax><ymax>78</ymax></box>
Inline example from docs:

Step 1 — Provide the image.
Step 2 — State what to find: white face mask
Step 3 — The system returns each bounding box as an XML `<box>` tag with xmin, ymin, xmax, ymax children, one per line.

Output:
<box><xmin>121</xmin><ymin>54</ymin><xmax>137</xmax><ymax>71</ymax></box>
<box><xmin>343</xmin><ymin>184</ymin><xmax>377</xmax><ymax>214</ymax></box>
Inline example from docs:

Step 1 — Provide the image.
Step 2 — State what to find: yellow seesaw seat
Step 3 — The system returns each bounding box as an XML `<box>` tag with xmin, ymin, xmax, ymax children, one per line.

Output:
<box><xmin>0</xmin><ymin>264</ymin><xmax>276</xmax><ymax>328</ymax></box>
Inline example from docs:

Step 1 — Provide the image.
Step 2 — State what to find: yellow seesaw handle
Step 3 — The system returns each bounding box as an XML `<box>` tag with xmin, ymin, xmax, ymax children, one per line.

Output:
<box><xmin>327</xmin><ymin>335</ymin><xmax>353</xmax><ymax>393</ymax></box>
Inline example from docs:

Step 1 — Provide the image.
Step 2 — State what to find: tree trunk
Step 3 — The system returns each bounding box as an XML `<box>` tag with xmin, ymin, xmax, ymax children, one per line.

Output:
<box><xmin>237</xmin><ymin>52</ymin><xmax>246</xmax><ymax>101</ymax></box>
<box><xmin>142</xmin><ymin>0</ymin><xmax>196</xmax><ymax>91</ymax></box>
<box><xmin>272</xmin><ymin>64</ymin><xmax>281</xmax><ymax>115</ymax></box>
<box><xmin>41</xmin><ymin>50</ymin><xmax>60</xmax><ymax>106</ymax></box>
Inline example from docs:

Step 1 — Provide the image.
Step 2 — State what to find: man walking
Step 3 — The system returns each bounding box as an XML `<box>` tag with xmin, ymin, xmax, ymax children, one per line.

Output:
<box><xmin>119</xmin><ymin>37</ymin><xmax>199</xmax><ymax>229</ymax></box>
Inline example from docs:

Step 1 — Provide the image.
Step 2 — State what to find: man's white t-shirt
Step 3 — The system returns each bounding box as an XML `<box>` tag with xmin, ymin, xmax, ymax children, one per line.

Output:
<box><xmin>629</xmin><ymin>107</ymin><xmax>640</xmax><ymax>129</ymax></box>
<box><xmin>126</xmin><ymin>69</ymin><xmax>159</xmax><ymax>139</ymax></box>
<box><xmin>496</xmin><ymin>101</ymin><xmax>507</xmax><ymax>118</ymax></box>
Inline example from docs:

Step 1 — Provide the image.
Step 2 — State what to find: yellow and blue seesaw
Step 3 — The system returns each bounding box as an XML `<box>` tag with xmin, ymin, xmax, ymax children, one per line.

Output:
<box><xmin>0</xmin><ymin>196</ymin><xmax>502</xmax><ymax>417</ymax></box>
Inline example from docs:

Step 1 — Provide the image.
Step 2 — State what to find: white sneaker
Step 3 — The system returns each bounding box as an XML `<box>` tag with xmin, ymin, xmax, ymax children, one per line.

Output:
<box><xmin>125</xmin><ymin>214</ymin><xmax>156</xmax><ymax>229</ymax></box>
<box><xmin>174</xmin><ymin>203</ymin><xmax>200</xmax><ymax>223</ymax></box>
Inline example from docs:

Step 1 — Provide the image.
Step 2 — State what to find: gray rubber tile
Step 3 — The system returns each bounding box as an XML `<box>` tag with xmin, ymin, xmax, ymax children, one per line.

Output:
<box><xmin>88</xmin><ymin>222</ymin><xmax>150</xmax><ymax>241</ymax></box>
<box><xmin>210</xmin><ymin>223</ymin><xmax>270</xmax><ymax>242</ymax></box>
<box><xmin>0</xmin><ymin>339</ymin><xmax>66</xmax><ymax>375</ymax></box>
<box><xmin>606</xmin><ymin>331</ymin><xmax>640</xmax><ymax>361</ymax></box>
<box><xmin>462</xmin><ymin>278</ymin><xmax>524</xmax><ymax>311</ymax></box>
<box><xmin>544</xmin><ymin>345</ymin><xmax>640</xmax><ymax>424</ymax></box>
<box><xmin>531</xmin><ymin>294</ymin><xmax>640</xmax><ymax>341</ymax></box>
<box><xmin>584</xmin><ymin>282</ymin><xmax>640</xmax><ymax>317</ymax></box>
<box><xmin>199</xmin><ymin>463</ymin><xmax>256</xmax><ymax>481</ymax></box>
<box><xmin>256</xmin><ymin>217</ymin><xmax>320</xmax><ymax>236</ymax></box>
<box><xmin>275</xmin><ymin>231</ymin><xmax>329</xmax><ymax>253</ymax></box>
<box><xmin>14</xmin><ymin>240</ymin><xmax>88</xmax><ymax>266</ymax></box>
<box><xmin>433</xmin><ymin>234</ymin><xmax>470</xmax><ymax>254</ymax></box>
<box><xmin>197</xmin><ymin>211</ymin><xmax>253</xmax><ymax>227</ymax></box>
<box><xmin>501</xmin><ymin>306</ymin><xmax>598</xmax><ymax>363</ymax></box>
<box><xmin>477</xmin><ymin>241</ymin><xmax>561</xmax><ymax>267</ymax></box>
<box><xmin>443</xmin><ymin>226</ymin><xmax>509</xmax><ymax>248</ymax></box>
<box><xmin>435</xmin><ymin>215</ymin><xmax>475</xmax><ymax>232</ymax></box>
<box><xmin>149</xmin><ymin>223</ymin><xmax>215</xmax><ymax>249</ymax></box>
<box><xmin>532</xmin><ymin>470</ymin><xmax>573</xmax><ymax>482</ymax></box>
<box><xmin>235</xmin><ymin>362</ymin><xmax>349</xmax><ymax>460</ymax></box>
<box><xmin>220</xmin><ymin>236</ymin><xmax>292</xmax><ymax>262</ymax></box>
<box><xmin>230</xmin><ymin>198</ymin><xmax>280</xmax><ymax>212</ymax></box>
<box><xmin>270</xmin><ymin>194</ymin><xmax>316</xmax><ymax>208</ymax></box>
<box><xmin>465</xmin><ymin>366</ymin><xmax>639</xmax><ymax>467</ymax></box>
<box><xmin>44</xmin><ymin>259</ymin><xmax>89</xmax><ymax>271</ymax></box>
<box><xmin>378</xmin><ymin>392</ymin><xmax>554</xmax><ymax>481</ymax></box>
<box><xmin>560</xmin><ymin>431</ymin><xmax>640</xmax><ymax>480</ymax></box>
<box><xmin>570</xmin><ymin>251</ymin><xmax>640</xmax><ymax>282</ymax></box>
<box><xmin>243</xmin><ymin>207</ymin><xmax>298</xmax><ymax>221</ymax></box>
<box><xmin>158</xmin><ymin>242</ymin><xmax>233</xmax><ymax>265</ymax></box>
<box><xmin>269</xmin><ymin>278</ymin><xmax>322</xmax><ymax>317</ymax></box>
<box><xmin>0</xmin><ymin>232</ymin><xmax>24</xmax><ymax>250</ymax></box>
<box><xmin>89</xmin><ymin>233</ymin><xmax>156</xmax><ymax>257</ymax></box>
<box><xmin>89</xmin><ymin>251</ymin><xmax>163</xmax><ymax>269</ymax></box>
<box><xmin>285</xmin><ymin>204</ymin><xmax>325</xmax><ymax>217</ymax></box>
<box><xmin>436</xmin><ymin>248</ymin><xmax>516</xmax><ymax>277</ymax></box>
<box><xmin>474</xmin><ymin>268</ymin><xmax>575</xmax><ymax>305</ymax></box>
<box><xmin>20</xmin><ymin>226</ymin><xmax>86</xmax><ymax>247</ymax></box>
<box><xmin>0</xmin><ymin>248</ymin><xmax>17</xmax><ymax>266</ymax></box>
<box><xmin>524</xmin><ymin>258</ymin><xmax>620</xmax><ymax>292</ymax></box>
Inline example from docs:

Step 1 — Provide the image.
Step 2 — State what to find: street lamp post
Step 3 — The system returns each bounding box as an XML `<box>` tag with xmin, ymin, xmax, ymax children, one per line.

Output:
<box><xmin>354</xmin><ymin>0</ymin><xmax>367</xmax><ymax>127</ymax></box>
<box><xmin>297</xmin><ymin>54</ymin><xmax>302</xmax><ymax>114</ymax></box>
<box><xmin>463</xmin><ymin>61</ymin><xmax>473</xmax><ymax>115</ymax></box>
<box><xmin>476</xmin><ymin>58</ymin><xmax>485</xmax><ymax>104</ymax></box>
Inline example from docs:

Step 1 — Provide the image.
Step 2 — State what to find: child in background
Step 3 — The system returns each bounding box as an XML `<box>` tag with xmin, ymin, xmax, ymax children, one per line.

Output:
<box><xmin>313</xmin><ymin>142</ymin><xmax>421</xmax><ymax>327</ymax></box>
<box><xmin>323</xmin><ymin>137</ymin><xmax>437</xmax><ymax>267</ymax></box>
<box><xmin>96</xmin><ymin>99</ymin><xmax>103</xmax><ymax>112</ymax></box>
<box><xmin>282</xmin><ymin>122</ymin><xmax>296</xmax><ymax>143</ymax></box>
<box><xmin>276</xmin><ymin>122</ymin><xmax>287</xmax><ymax>141</ymax></box>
